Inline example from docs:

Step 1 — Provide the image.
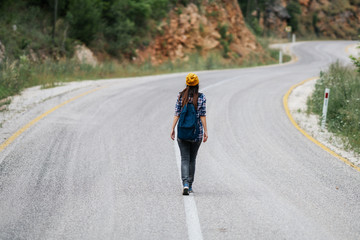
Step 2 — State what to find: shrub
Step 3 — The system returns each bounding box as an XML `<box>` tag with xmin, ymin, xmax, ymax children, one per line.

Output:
<box><xmin>219</xmin><ymin>24</ymin><xmax>228</xmax><ymax>40</ymax></box>
<box><xmin>350</xmin><ymin>55</ymin><xmax>360</xmax><ymax>72</ymax></box>
<box><xmin>0</xmin><ymin>56</ymin><xmax>31</xmax><ymax>99</ymax></box>
<box><xmin>66</xmin><ymin>0</ymin><xmax>102</xmax><ymax>45</ymax></box>
<box><xmin>249</xmin><ymin>17</ymin><xmax>263</xmax><ymax>36</ymax></box>
<box><xmin>308</xmin><ymin>62</ymin><xmax>360</xmax><ymax>152</ymax></box>
<box><xmin>349</xmin><ymin>39</ymin><xmax>360</xmax><ymax>72</ymax></box>
<box><xmin>218</xmin><ymin>23</ymin><xmax>232</xmax><ymax>58</ymax></box>
<box><xmin>102</xmin><ymin>0</ymin><xmax>168</xmax><ymax>58</ymax></box>
<box><xmin>286</xmin><ymin>0</ymin><xmax>301</xmax><ymax>32</ymax></box>
<box><xmin>220</xmin><ymin>40</ymin><xmax>230</xmax><ymax>58</ymax></box>
<box><xmin>149</xmin><ymin>0</ymin><xmax>168</xmax><ymax>20</ymax></box>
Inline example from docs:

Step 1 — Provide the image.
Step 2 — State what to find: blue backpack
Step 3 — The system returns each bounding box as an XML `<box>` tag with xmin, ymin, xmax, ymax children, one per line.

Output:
<box><xmin>177</xmin><ymin>103</ymin><xmax>199</xmax><ymax>141</ymax></box>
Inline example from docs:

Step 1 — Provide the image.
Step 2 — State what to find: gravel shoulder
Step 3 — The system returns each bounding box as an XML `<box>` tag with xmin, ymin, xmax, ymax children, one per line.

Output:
<box><xmin>1</xmin><ymin>81</ymin><xmax>99</xmax><ymax>124</ymax></box>
<box><xmin>288</xmin><ymin>79</ymin><xmax>360</xmax><ymax>167</ymax></box>
<box><xmin>0</xmin><ymin>80</ymin><xmax>107</xmax><ymax>145</ymax></box>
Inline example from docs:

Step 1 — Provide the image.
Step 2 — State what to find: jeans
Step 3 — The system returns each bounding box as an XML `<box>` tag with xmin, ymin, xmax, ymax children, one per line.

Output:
<box><xmin>177</xmin><ymin>138</ymin><xmax>201</xmax><ymax>187</ymax></box>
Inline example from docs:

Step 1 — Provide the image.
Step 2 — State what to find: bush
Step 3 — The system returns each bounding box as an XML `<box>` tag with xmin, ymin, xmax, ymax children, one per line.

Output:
<box><xmin>286</xmin><ymin>0</ymin><xmax>301</xmax><ymax>32</ymax></box>
<box><xmin>0</xmin><ymin>56</ymin><xmax>31</xmax><ymax>99</ymax></box>
<box><xmin>349</xmin><ymin>40</ymin><xmax>360</xmax><ymax>72</ymax></box>
<box><xmin>218</xmin><ymin>24</ymin><xmax>228</xmax><ymax>39</ymax></box>
<box><xmin>350</xmin><ymin>55</ymin><xmax>360</xmax><ymax>72</ymax></box>
<box><xmin>67</xmin><ymin>0</ymin><xmax>102</xmax><ymax>45</ymax></box>
<box><xmin>102</xmin><ymin>0</ymin><xmax>172</xmax><ymax>58</ymax></box>
<box><xmin>0</xmin><ymin>0</ymin><xmax>176</xmax><ymax>60</ymax></box>
<box><xmin>218</xmin><ymin>23</ymin><xmax>232</xmax><ymax>58</ymax></box>
<box><xmin>249</xmin><ymin>17</ymin><xmax>263</xmax><ymax>36</ymax></box>
<box><xmin>149</xmin><ymin>0</ymin><xmax>169</xmax><ymax>20</ymax></box>
<box><xmin>220</xmin><ymin>39</ymin><xmax>230</xmax><ymax>58</ymax></box>
<box><xmin>308</xmin><ymin>62</ymin><xmax>360</xmax><ymax>152</ymax></box>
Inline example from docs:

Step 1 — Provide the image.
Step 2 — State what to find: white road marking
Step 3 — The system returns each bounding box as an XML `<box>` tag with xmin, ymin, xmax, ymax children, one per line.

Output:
<box><xmin>174</xmin><ymin>140</ymin><xmax>204</xmax><ymax>240</ymax></box>
<box><xmin>201</xmin><ymin>76</ymin><xmax>239</xmax><ymax>91</ymax></box>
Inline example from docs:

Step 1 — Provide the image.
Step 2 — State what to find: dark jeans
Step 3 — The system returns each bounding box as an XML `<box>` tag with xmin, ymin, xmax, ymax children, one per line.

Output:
<box><xmin>177</xmin><ymin>138</ymin><xmax>201</xmax><ymax>187</ymax></box>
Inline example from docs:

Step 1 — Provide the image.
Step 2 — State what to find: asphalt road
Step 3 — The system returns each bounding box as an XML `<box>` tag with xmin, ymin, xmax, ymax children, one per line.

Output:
<box><xmin>0</xmin><ymin>41</ymin><xmax>359</xmax><ymax>240</ymax></box>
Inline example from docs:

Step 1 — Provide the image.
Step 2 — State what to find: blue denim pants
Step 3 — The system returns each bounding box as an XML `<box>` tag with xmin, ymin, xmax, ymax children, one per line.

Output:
<box><xmin>177</xmin><ymin>138</ymin><xmax>201</xmax><ymax>187</ymax></box>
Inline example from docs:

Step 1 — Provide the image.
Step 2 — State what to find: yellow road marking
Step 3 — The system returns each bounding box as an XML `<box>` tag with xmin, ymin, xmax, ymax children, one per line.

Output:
<box><xmin>345</xmin><ymin>44</ymin><xmax>358</xmax><ymax>54</ymax></box>
<box><xmin>0</xmin><ymin>86</ymin><xmax>104</xmax><ymax>152</ymax></box>
<box><xmin>285</xmin><ymin>44</ymin><xmax>299</xmax><ymax>64</ymax></box>
<box><xmin>283</xmin><ymin>77</ymin><xmax>360</xmax><ymax>172</ymax></box>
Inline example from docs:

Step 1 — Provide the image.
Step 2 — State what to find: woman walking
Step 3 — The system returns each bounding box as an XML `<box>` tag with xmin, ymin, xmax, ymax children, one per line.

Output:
<box><xmin>170</xmin><ymin>73</ymin><xmax>208</xmax><ymax>195</ymax></box>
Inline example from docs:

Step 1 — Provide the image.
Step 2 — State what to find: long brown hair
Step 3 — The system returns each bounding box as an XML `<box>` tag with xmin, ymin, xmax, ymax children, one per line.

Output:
<box><xmin>179</xmin><ymin>85</ymin><xmax>199</xmax><ymax>109</ymax></box>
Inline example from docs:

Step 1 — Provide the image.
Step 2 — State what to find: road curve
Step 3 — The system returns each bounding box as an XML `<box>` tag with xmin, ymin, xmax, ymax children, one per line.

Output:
<box><xmin>0</xmin><ymin>41</ymin><xmax>359</xmax><ymax>240</ymax></box>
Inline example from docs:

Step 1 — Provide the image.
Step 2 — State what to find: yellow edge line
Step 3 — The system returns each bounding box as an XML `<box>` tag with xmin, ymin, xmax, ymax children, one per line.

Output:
<box><xmin>345</xmin><ymin>43</ymin><xmax>358</xmax><ymax>54</ymax></box>
<box><xmin>0</xmin><ymin>86</ymin><xmax>104</xmax><ymax>152</ymax></box>
<box><xmin>286</xmin><ymin>45</ymin><xmax>299</xmax><ymax>64</ymax></box>
<box><xmin>283</xmin><ymin>77</ymin><xmax>360</xmax><ymax>172</ymax></box>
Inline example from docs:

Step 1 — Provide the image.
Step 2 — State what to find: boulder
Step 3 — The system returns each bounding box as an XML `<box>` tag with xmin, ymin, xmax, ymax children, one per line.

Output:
<box><xmin>28</xmin><ymin>49</ymin><xmax>38</xmax><ymax>62</ymax></box>
<box><xmin>73</xmin><ymin>44</ymin><xmax>98</xmax><ymax>66</ymax></box>
<box><xmin>203</xmin><ymin>37</ymin><xmax>219</xmax><ymax>50</ymax></box>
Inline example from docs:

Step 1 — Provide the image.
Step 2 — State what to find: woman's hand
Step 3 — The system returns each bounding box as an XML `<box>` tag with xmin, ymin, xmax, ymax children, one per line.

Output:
<box><xmin>203</xmin><ymin>131</ymin><xmax>208</xmax><ymax>142</ymax></box>
<box><xmin>200</xmin><ymin>116</ymin><xmax>208</xmax><ymax>143</ymax></box>
<box><xmin>171</xmin><ymin>129</ymin><xmax>175</xmax><ymax>140</ymax></box>
<box><xmin>171</xmin><ymin>116</ymin><xmax>179</xmax><ymax>141</ymax></box>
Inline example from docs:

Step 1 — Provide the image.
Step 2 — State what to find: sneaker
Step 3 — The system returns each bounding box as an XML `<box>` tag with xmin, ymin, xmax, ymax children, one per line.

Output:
<box><xmin>183</xmin><ymin>184</ymin><xmax>189</xmax><ymax>195</ymax></box>
<box><xmin>189</xmin><ymin>187</ymin><xmax>193</xmax><ymax>193</ymax></box>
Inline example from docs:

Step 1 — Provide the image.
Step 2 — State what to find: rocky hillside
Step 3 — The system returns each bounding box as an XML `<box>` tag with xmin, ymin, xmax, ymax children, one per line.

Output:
<box><xmin>297</xmin><ymin>0</ymin><xmax>360</xmax><ymax>38</ymax></box>
<box><xmin>136</xmin><ymin>0</ymin><xmax>266</xmax><ymax>65</ymax></box>
<box><xmin>250</xmin><ymin>0</ymin><xmax>360</xmax><ymax>39</ymax></box>
<box><xmin>1</xmin><ymin>0</ymin><xmax>358</xmax><ymax>66</ymax></box>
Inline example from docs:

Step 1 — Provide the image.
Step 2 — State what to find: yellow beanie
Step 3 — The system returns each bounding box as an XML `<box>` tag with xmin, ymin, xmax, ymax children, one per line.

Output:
<box><xmin>186</xmin><ymin>73</ymin><xmax>199</xmax><ymax>86</ymax></box>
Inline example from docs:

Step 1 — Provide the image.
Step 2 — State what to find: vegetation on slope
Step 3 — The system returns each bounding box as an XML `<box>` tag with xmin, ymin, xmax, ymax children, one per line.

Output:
<box><xmin>0</xmin><ymin>0</ymin><xmax>290</xmax><ymax>103</ymax></box>
<box><xmin>238</xmin><ymin>0</ymin><xmax>360</xmax><ymax>39</ymax></box>
<box><xmin>0</xmin><ymin>0</ymin><xmax>175</xmax><ymax>60</ymax></box>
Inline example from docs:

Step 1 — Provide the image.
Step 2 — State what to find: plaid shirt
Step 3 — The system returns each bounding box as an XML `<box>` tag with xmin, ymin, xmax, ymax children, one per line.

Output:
<box><xmin>175</xmin><ymin>92</ymin><xmax>206</xmax><ymax>142</ymax></box>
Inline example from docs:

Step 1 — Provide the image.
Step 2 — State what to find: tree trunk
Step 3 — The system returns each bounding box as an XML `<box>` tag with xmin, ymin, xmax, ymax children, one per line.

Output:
<box><xmin>52</xmin><ymin>0</ymin><xmax>58</xmax><ymax>43</ymax></box>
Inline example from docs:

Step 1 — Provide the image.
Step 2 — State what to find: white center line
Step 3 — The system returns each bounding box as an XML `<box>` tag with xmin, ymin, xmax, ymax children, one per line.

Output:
<box><xmin>174</xmin><ymin>140</ymin><xmax>204</xmax><ymax>240</ymax></box>
<box><xmin>201</xmin><ymin>76</ymin><xmax>240</xmax><ymax>91</ymax></box>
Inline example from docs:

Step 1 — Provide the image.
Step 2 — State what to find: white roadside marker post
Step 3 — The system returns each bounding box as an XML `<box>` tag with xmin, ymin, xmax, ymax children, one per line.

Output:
<box><xmin>279</xmin><ymin>50</ymin><xmax>283</xmax><ymax>64</ymax></box>
<box><xmin>321</xmin><ymin>88</ymin><xmax>330</xmax><ymax>129</ymax></box>
<box><xmin>292</xmin><ymin>33</ymin><xmax>296</xmax><ymax>43</ymax></box>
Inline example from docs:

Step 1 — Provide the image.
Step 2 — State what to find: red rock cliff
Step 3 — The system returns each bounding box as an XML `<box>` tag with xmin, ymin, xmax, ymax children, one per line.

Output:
<box><xmin>136</xmin><ymin>0</ymin><xmax>265</xmax><ymax>65</ymax></box>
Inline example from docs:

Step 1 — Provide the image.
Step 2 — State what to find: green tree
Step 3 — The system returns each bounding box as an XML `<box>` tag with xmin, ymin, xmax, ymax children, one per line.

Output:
<box><xmin>102</xmin><ymin>0</ymin><xmax>170</xmax><ymax>58</ymax></box>
<box><xmin>149</xmin><ymin>0</ymin><xmax>168</xmax><ymax>21</ymax></box>
<box><xmin>238</xmin><ymin>0</ymin><xmax>274</xmax><ymax>36</ymax></box>
<box><xmin>286</xmin><ymin>0</ymin><xmax>301</xmax><ymax>32</ymax></box>
<box><xmin>66</xmin><ymin>0</ymin><xmax>102</xmax><ymax>45</ymax></box>
<box><xmin>102</xmin><ymin>0</ymin><xmax>137</xmax><ymax>57</ymax></box>
<box><xmin>312</xmin><ymin>13</ymin><xmax>319</xmax><ymax>36</ymax></box>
